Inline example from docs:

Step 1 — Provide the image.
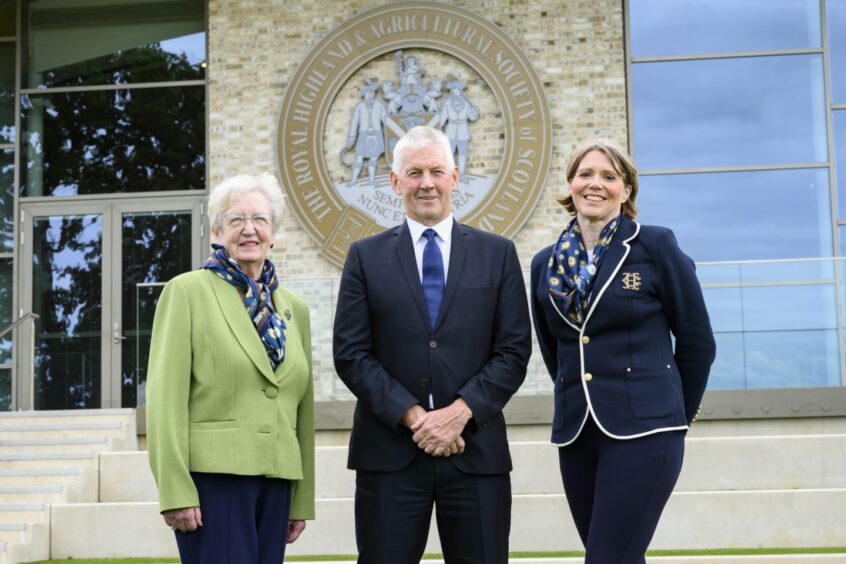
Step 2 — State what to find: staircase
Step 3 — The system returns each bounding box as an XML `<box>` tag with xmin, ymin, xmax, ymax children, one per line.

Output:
<box><xmin>40</xmin><ymin>416</ymin><xmax>846</xmax><ymax>562</ymax></box>
<box><xmin>0</xmin><ymin>409</ymin><xmax>136</xmax><ymax>564</ymax></box>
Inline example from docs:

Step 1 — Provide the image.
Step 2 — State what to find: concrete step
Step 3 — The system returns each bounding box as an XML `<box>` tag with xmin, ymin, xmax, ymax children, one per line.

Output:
<box><xmin>0</xmin><ymin>467</ymin><xmax>79</xmax><ymax>487</ymax></box>
<box><xmin>0</xmin><ymin>409</ymin><xmax>138</xmax><ymax>452</ymax></box>
<box><xmin>0</xmin><ymin>524</ymin><xmax>24</xmax><ymax>544</ymax></box>
<box><xmin>0</xmin><ymin>451</ymin><xmax>97</xmax><ymax>470</ymax></box>
<box><xmin>48</xmin><ymin>488</ymin><xmax>846</xmax><ymax>558</ymax></box>
<box><xmin>0</xmin><ymin>485</ymin><xmax>63</xmax><ymax>504</ymax></box>
<box><xmin>0</xmin><ymin>504</ymin><xmax>47</xmax><ymax>525</ymax></box>
<box><xmin>0</xmin><ymin>421</ymin><xmax>124</xmax><ymax>440</ymax></box>
<box><xmin>97</xmin><ymin>433</ymin><xmax>846</xmax><ymax>504</ymax></box>
<box><xmin>0</xmin><ymin>522</ymin><xmax>48</xmax><ymax>564</ymax></box>
<box><xmin>0</xmin><ymin>437</ymin><xmax>110</xmax><ymax>453</ymax></box>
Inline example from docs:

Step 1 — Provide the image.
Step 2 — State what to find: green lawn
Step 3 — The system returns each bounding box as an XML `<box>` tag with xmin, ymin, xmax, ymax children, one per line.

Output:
<box><xmin>24</xmin><ymin>547</ymin><xmax>846</xmax><ymax>563</ymax></box>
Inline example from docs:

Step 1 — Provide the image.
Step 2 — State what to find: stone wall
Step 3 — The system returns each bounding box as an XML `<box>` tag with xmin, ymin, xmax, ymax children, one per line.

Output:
<box><xmin>207</xmin><ymin>0</ymin><xmax>628</xmax><ymax>400</ymax></box>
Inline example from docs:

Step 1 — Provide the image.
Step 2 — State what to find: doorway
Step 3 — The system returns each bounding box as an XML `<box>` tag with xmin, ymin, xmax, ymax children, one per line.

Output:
<box><xmin>16</xmin><ymin>196</ymin><xmax>206</xmax><ymax>409</ymax></box>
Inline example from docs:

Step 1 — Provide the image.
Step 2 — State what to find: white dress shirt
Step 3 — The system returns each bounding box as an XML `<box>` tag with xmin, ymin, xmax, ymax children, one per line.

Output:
<box><xmin>406</xmin><ymin>215</ymin><xmax>453</xmax><ymax>284</ymax></box>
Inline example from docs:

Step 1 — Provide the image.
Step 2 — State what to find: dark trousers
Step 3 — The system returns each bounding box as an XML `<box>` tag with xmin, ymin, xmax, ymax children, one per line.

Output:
<box><xmin>558</xmin><ymin>416</ymin><xmax>684</xmax><ymax>563</ymax></box>
<box><xmin>174</xmin><ymin>472</ymin><xmax>291</xmax><ymax>564</ymax></box>
<box><xmin>355</xmin><ymin>451</ymin><xmax>511</xmax><ymax>564</ymax></box>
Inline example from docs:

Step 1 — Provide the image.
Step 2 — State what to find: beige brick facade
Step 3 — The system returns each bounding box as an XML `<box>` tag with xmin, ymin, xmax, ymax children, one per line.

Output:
<box><xmin>207</xmin><ymin>0</ymin><xmax>628</xmax><ymax>400</ymax></box>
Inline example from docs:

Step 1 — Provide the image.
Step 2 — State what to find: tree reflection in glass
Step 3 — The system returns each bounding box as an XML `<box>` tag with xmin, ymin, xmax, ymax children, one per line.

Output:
<box><xmin>121</xmin><ymin>211</ymin><xmax>191</xmax><ymax>407</ymax></box>
<box><xmin>33</xmin><ymin>215</ymin><xmax>101</xmax><ymax>410</ymax></box>
<box><xmin>21</xmin><ymin>45</ymin><xmax>205</xmax><ymax>197</ymax></box>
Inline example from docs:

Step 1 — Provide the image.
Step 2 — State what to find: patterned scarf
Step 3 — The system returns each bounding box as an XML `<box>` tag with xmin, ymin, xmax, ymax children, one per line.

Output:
<box><xmin>546</xmin><ymin>216</ymin><xmax>621</xmax><ymax>326</ymax></box>
<box><xmin>201</xmin><ymin>243</ymin><xmax>286</xmax><ymax>371</ymax></box>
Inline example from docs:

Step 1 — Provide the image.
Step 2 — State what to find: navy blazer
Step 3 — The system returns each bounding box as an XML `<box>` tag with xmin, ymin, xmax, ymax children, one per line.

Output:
<box><xmin>530</xmin><ymin>216</ymin><xmax>716</xmax><ymax>445</ymax></box>
<box><xmin>334</xmin><ymin>221</ymin><xmax>532</xmax><ymax>474</ymax></box>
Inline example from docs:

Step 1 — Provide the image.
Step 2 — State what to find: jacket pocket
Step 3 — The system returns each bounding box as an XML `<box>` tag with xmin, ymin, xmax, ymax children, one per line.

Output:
<box><xmin>625</xmin><ymin>365</ymin><xmax>676</xmax><ymax>419</ymax></box>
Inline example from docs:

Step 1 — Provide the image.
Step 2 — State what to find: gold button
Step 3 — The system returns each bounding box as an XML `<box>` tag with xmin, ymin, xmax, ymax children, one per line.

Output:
<box><xmin>583</xmin><ymin>373</ymin><xmax>593</xmax><ymax>382</ymax></box>
<box><xmin>581</xmin><ymin>336</ymin><xmax>590</xmax><ymax>344</ymax></box>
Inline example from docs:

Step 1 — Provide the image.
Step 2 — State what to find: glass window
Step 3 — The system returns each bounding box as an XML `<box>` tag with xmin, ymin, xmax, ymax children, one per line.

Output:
<box><xmin>0</xmin><ymin>257</ymin><xmax>11</xmax><ymax>365</ymax></box>
<box><xmin>630</xmin><ymin>0</ymin><xmax>821</xmax><ymax>58</ymax></box>
<box><xmin>835</xmin><ymin>110</ymin><xmax>846</xmax><ymax>218</ymax></box>
<box><xmin>0</xmin><ymin>368</ymin><xmax>9</xmax><ymax>410</ymax></box>
<box><xmin>21</xmin><ymin>86</ymin><xmax>205</xmax><ymax>196</ymax></box>
<box><xmin>828</xmin><ymin>0</ymin><xmax>846</xmax><ymax>103</ymax></box>
<box><xmin>121</xmin><ymin>210</ymin><xmax>191</xmax><ymax>408</ymax></box>
<box><xmin>1</xmin><ymin>149</ymin><xmax>12</xmax><ymax>252</ymax></box>
<box><xmin>710</xmin><ymin>330</ymin><xmax>839</xmax><ymax>389</ymax></box>
<box><xmin>0</xmin><ymin>43</ymin><xmax>13</xmax><ymax>144</ymax></box>
<box><xmin>0</xmin><ymin>0</ymin><xmax>14</xmax><ymax>37</ymax></box>
<box><xmin>637</xmin><ymin>168</ymin><xmax>832</xmax><ymax>262</ymax></box>
<box><xmin>33</xmin><ymin>214</ymin><xmax>102</xmax><ymax>410</ymax></box>
<box><xmin>23</xmin><ymin>0</ymin><xmax>205</xmax><ymax>88</ymax></box>
<box><xmin>631</xmin><ymin>55</ymin><xmax>827</xmax><ymax>170</ymax></box>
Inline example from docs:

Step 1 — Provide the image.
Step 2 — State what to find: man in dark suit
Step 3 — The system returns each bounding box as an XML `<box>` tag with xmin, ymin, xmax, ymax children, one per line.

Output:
<box><xmin>333</xmin><ymin>126</ymin><xmax>532</xmax><ymax>564</ymax></box>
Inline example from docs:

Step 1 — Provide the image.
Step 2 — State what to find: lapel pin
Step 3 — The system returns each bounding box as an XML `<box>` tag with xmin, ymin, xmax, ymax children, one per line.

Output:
<box><xmin>284</xmin><ymin>309</ymin><xmax>292</xmax><ymax>320</ymax></box>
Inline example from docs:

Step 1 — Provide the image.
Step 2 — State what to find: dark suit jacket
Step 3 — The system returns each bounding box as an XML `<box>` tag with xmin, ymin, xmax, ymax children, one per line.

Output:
<box><xmin>333</xmin><ymin>221</ymin><xmax>532</xmax><ymax>475</ymax></box>
<box><xmin>530</xmin><ymin>216</ymin><xmax>716</xmax><ymax>445</ymax></box>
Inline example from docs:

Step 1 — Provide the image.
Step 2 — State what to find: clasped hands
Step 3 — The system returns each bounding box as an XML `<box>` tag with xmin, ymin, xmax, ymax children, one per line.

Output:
<box><xmin>401</xmin><ymin>398</ymin><xmax>473</xmax><ymax>458</ymax></box>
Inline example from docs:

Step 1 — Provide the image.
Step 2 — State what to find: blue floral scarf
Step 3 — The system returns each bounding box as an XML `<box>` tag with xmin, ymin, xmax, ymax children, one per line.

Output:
<box><xmin>546</xmin><ymin>216</ymin><xmax>620</xmax><ymax>326</ymax></box>
<box><xmin>202</xmin><ymin>243</ymin><xmax>286</xmax><ymax>370</ymax></box>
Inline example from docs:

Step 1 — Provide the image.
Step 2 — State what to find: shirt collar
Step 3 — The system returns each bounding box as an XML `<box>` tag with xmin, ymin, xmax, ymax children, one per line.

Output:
<box><xmin>406</xmin><ymin>215</ymin><xmax>454</xmax><ymax>244</ymax></box>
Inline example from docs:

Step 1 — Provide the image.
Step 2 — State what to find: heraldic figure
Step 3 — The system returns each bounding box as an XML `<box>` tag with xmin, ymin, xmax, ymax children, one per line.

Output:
<box><xmin>439</xmin><ymin>79</ymin><xmax>480</xmax><ymax>184</ymax></box>
<box><xmin>343</xmin><ymin>79</ymin><xmax>387</xmax><ymax>187</ymax></box>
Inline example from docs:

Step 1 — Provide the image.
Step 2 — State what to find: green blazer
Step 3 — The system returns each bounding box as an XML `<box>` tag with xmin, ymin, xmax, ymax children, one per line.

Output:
<box><xmin>146</xmin><ymin>269</ymin><xmax>315</xmax><ymax>520</ymax></box>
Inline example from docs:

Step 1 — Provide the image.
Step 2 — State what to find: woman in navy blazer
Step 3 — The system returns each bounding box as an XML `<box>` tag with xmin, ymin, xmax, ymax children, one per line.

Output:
<box><xmin>530</xmin><ymin>139</ymin><xmax>716</xmax><ymax>562</ymax></box>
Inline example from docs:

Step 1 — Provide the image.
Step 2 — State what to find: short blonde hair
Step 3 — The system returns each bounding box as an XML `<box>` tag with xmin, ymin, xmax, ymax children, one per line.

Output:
<box><xmin>558</xmin><ymin>139</ymin><xmax>639</xmax><ymax>220</ymax></box>
<box><xmin>208</xmin><ymin>173</ymin><xmax>285</xmax><ymax>234</ymax></box>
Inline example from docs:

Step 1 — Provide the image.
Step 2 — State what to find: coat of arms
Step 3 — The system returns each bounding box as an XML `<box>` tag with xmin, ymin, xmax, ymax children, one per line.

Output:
<box><xmin>336</xmin><ymin>51</ymin><xmax>489</xmax><ymax>227</ymax></box>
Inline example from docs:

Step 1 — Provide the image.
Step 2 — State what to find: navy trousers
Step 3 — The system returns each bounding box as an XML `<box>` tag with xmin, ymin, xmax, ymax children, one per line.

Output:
<box><xmin>558</xmin><ymin>416</ymin><xmax>684</xmax><ymax>563</ymax></box>
<box><xmin>355</xmin><ymin>451</ymin><xmax>511</xmax><ymax>564</ymax></box>
<box><xmin>174</xmin><ymin>472</ymin><xmax>291</xmax><ymax>564</ymax></box>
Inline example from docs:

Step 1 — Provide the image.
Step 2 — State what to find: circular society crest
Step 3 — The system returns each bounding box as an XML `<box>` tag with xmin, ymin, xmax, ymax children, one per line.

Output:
<box><xmin>276</xmin><ymin>1</ymin><xmax>552</xmax><ymax>267</ymax></box>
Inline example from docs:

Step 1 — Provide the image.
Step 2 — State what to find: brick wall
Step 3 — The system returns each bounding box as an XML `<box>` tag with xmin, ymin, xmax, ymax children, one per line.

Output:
<box><xmin>207</xmin><ymin>0</ymin><xmax>627</xmax><ymax>399</ymax></box>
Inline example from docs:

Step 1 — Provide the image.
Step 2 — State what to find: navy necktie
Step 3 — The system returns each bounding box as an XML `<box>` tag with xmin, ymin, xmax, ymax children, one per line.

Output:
<box><xmin>422</xmin><ymin>228</ymin><xmax>445</xmax><ymax>329</ymax></box>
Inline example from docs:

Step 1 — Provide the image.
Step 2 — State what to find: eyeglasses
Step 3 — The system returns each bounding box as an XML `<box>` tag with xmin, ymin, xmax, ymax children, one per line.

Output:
<box><xmin>222</xmin><ymin>213</ymin><xmax>273</xmax><ymax>229</ymax></box>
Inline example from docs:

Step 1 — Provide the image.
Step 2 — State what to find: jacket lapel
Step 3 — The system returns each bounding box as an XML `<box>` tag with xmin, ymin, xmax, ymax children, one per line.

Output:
<box><xmin>208</xmin><ymin>272</ymin><xmax>277</xmax><ymax>384</ymax></box>
<box><xmin>434</xmin><ymin>222</ymin><xmax>467</xmax><ymax>331</ymax></box>
<box><xmin>394</xmin><ymin>222</ymin><xmax>431</xmax><ymax>329</ymax></box>
<box><xmin>584</xmin><ymin>216</ymin><xmax>640</xmax><ymax>325</ymax></box>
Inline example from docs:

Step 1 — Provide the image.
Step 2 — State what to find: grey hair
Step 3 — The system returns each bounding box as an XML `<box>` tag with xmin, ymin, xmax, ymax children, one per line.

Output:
<box><xmin>391</xmin><ymin>126</ymin><xmax>455</xmax><ymax>175</ymax></box>
<box><xmin>208</xmin><ymin>173</ymin><xmax>285</xmax><ymax>234</ymax></box>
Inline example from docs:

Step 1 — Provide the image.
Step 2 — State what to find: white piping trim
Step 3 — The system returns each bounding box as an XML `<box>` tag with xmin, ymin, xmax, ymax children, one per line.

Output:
<box><xmin>546</xmin><ymin>222</ymin><xmax>691</xmax><ymax>444</ymax></box>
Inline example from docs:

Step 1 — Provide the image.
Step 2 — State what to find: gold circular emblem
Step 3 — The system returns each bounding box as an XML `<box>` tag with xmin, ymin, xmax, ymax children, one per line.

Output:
<box><xmin>276</xmin><ymin>1</ymin><xmax>552</xmax><ymax>267</ymax></box>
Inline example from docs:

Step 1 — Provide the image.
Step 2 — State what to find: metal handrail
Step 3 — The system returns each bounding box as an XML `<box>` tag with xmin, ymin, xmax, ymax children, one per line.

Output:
<box><xmin>0</xmin><ymin>312</ymin><xmax>40</xmax><ymax>339</ymax></box>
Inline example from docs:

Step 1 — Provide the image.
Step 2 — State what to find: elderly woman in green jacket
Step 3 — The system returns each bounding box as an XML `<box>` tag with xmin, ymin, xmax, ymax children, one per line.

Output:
<box><xmin>146</xmin><ymin>173</ymin><xmax>314</xmax><ymax>564</ymax></box>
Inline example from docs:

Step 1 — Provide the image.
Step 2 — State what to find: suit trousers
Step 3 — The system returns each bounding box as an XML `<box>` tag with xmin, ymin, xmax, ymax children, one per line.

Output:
<box><xmin>558</xmin><ymin>416</ymin><xmax>684</xmax><ymax>563</ymax></box>
<box><xmin>174</xmin><ymin>472</ymin><xmax>291</xmax><ymax>564</ymax></box>
<box><xmin>355</xmin><ymin>451</ymin><xmax>511</xmax><ymax>564</ymax></box>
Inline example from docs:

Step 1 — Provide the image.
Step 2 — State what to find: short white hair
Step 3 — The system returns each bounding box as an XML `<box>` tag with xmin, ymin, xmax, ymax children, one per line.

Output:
<box><xmin>208</xmin><ymin>173</ymin><xmax>284</xmax><ymax>234</ymax></box>
<box><xmin>391</xmin><ymin>126</ymin><xmax>455</xmax><ymax>175</ymax></box>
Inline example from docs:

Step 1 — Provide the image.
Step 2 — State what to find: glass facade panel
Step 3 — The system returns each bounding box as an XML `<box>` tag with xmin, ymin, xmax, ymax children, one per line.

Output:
<box><xmin>632</xmin><ymin>55</ymin><xmax>827</xmax><ymax>170</ymax></box>
<box><xmin>23</xmin><ymin>0</ymin><xmax>205</xmax><ymax>88</ymax></box>
<box><xmin>1</xmin><ymin>149</ymin><xmax>12</xmax><ymax>252</ymax></box>
<box><xmin>0</xmin><ymin>257</ymin><xmax>10</xmax><ymax>364</ymax></box>
<box><xmin>0</xmin><ymin>1</ymin><xmax>14</xmax><ymax>37</ymax></box>
<box><xmin>33</xmin><ymin>214</ymin><xmax>102</xmax><ymax>410</ymax></box>
<box><xmin>637</xmin><ymin>168</ymin><xmax>832</xmax><ymax>262</ymax></box>
<box><xmin>835</xmin><ymin>110</ymin><xmax>846</xmax><ymax>218</ymax></box>
<box><xmin>0</xmin><ymin>367</ymin><xmax>9</xmax><ymax>411</ymax></box>
<box><xmin>630</xmin><ymin>0</ymin><xmax>820</xmax><ymax>58</ymax></box>
<box><xmin>21</xmin><ymin>86</ymin><xmax>205</xmax><ymax>196</ymax></box>
<box><xmin>0</xmin><ymin>43</ymin><xmax>13</xmax><ymax>144</ymax></box>
<box><xmin>121</xmin><ymin>211</ymin><xmax>191</xmax><ymax>407</ymax></box>
<box><xmin>828</xmin><ymin>0</ymin><xmax>846</xmax><ymax>104</ymax></box>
